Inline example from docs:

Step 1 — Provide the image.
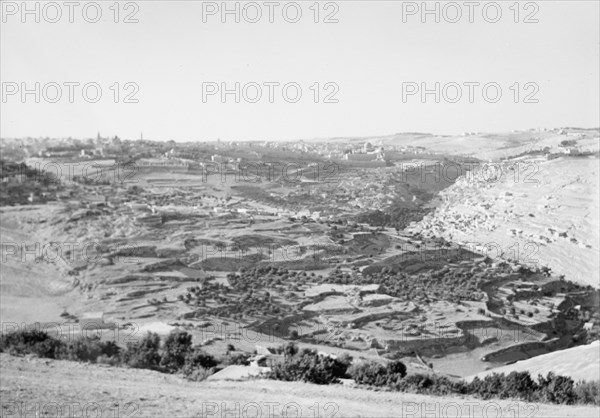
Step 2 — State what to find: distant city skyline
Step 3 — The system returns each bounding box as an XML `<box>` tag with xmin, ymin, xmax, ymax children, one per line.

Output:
<box><xmin>2</xmin><ymin>1</ymin><xmax>599</xmax><ymax>142</ymax></box>
<box><xmin>3</xmin><ymin>126</ymin><xmax>598</xmax><ymax>144</ymax></box>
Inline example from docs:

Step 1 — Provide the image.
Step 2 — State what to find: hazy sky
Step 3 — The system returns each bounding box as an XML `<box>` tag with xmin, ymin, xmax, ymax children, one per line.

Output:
<box><xmin>1</xmin><ymin>0</ymin><xmax>599</xmax><ymax>141</ymax></box>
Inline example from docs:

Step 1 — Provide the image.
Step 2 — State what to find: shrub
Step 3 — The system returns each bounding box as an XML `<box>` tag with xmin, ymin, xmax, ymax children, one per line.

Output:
<box><xmin>60</xmin><ymin>337</ymin><xmax>120</xmax><ymax>363</ymax></box>
<box><xmin>0</xmin><ymin>330</ymin><xmax>64</xmax><ymax>359</ymax></box>
<box><xmin>469</xmin><ymin>374</ymin><xmax>504</xmax><ymax>399</ymax></box>
<box><xmin>560</xmin><ymin>139</ymin><xmax>577</xmax><ymax>147</ymax></box>
<box><xmin>283</xmin><ymin>342</ymin><xmax>299</xmax><ymax>358</ymax></box>
<box><xmin>268</xmin><ymin>349</ymin><xmax>350</xmax><ymax>385</ymax></box>
<box><xmin>386</xmin><ymin>360</ymin><xmax>407</xmax><ymax>378</ymax></box>
<box><xmin>181</xmin><ymin>347</ymin><xmax>218</xmax><ymax>377</ymax></box>
<box><xmin>99</xmin><ymin>340</ymin><xmax>121</xmax><ymax>358</ymax></box>
<box><xmin>122</xmin><ymin>332</ymin><xmax>161</xmax><ymax>370</ymax></box>
<box><xmin>394</xmin><ymin>373</ymin><xmax>465</xmax><ymax>396</ymax></box>
<box><xmin>537</xmin><ymin>372</ymin><xmax>576</xmax><ymax>404</ymax></box>
<box><xmin>397</xmin><ymin>374</ymin><xmax>434</xmax><ymax>391</ymax></box>
<box><xmin>574</xmin><ymin>380</ymin><xmax>600</xmax><ymax>405</ymax></box>
<box><xmin>463</xmin><ymin>372</ymin><xmax>599</xmax><ymax>405</ymax></box>
<box><xmin>184</xmin><ymin>366</ymin><xmax>215</xmax><ymax>382</ymax></box>
<box><xmin>499</xmin><ymin>371</ymin><xmax>536</xmax><ymax>400</ymax></box>
<box><xmin>0</xmin><ymin>329</ymin><xmax>122</xmax><ymax>363</ymax></box>
<box><xmin>160</xmin><ymin>330</ymin><xmax>193</xmax><ymax>373</ymax></box>
<box><xmin>349</xmin><ymin>359</ymin><xmax>407</xmax><ymax>387</ymax></box>
<box><xmin>221</xmin><ymin>353</ymin><xmax>251</xmax><ymax>366</ymax></box>
<box><xmin>96</xmin><ymin>354</ymin><xmax>121</xmax><ymax>366</ymax></box>
<box><xmin>348</xmin><ymin>361</ymin><xmax>388</xmax><ymax>386</ymax></box>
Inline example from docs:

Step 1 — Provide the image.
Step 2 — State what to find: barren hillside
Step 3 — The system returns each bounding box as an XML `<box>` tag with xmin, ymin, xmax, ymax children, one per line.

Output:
<box><xmin>408</xmin><ymin>155</ymin><xmax>600</xmax><ymax>288</ymax></box>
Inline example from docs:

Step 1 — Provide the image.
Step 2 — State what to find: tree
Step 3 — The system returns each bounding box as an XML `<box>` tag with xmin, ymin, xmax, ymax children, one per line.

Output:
<box><xmin>500</xmin><ymin>371</ymin><xmax>536</xmax><ymax>400</ymax></box>
<box><xmin>268</xmin><ymin>348</ymin><xmax>350</xmax><ymax>385</ymax></box>
<box><xmin>386</xmin><ymin>360</ymin><xmax>407</xmax><ymax>378</ymax></box>
<box><xmin>123</xmin><ymin>332</ymin><xmax>161</xmax><ymax>370</ymax></box>
<box><xmin>181</xmin><ymin>347</ymin><xmax>218</xmax><ymax>378</ymax></box>
<box><xmin>538</xmin><ymin>372</ymin><xmax>576</xmax><ymax>404</ymax></box>
<box><xmin>348</xmin><ymin>361</ymin><xmax>388</xmax><ymax>386</ymax></box>
<box><xmin>283</xmin><ymin>342</ymin><xmax>299</xmax><ymax>358</ymax></box>
<box><xmin>160</xmin><ymin>330</ymin><xmax>193</xmax><ymax>372</ymax></box>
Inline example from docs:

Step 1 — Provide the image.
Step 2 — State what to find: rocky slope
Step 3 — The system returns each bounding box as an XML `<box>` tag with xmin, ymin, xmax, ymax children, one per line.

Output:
<box><xmin>408</xmin><ymin>155</ymin><xmax>600</xmax><ymax>288</ymax></box>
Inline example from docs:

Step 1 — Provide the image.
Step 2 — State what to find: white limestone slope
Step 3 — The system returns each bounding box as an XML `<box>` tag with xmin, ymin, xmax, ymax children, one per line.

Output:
<box><xmin>409</xmin><ymin>155</ymin><xmax>600</xmax><ymax>288</ymax></box>
<box><xmin>465</xmin><ymin>341</ymin><xmax>600</xmax><ymax>382</ymax></box>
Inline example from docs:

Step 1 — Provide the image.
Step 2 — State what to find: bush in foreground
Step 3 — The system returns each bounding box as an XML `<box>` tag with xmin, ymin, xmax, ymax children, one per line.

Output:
<box><xmin>574</xmin><ymin>380</ymin><xmax>600</xmax><ymax>405</ymax></box>
<box><xmin>0</xmin><ymin>330</ymin><xmax>64</xmax><ymax>359</ymax></box>
<box><xmin>537</xmin><ymin>372</ymin><xmax>576</xmax><ymax>404</ymax></box>
<box><xmin>60</xmin><ymin>337</ymin><xmax>121</xmax><ymax>363</ymax></box>
<box><xmin>122</xmin><ymin>332</ymin><xmax>161</xmax><ymax>370</ymax></box>
<box><xmin>268</xmin><ymin>345</ymin><xmax>351</xmax><ymax>385</ymax></box>
<box><xmin>348</xmin><ymin>360</ymin><xmax>407</xmax><ymax>387</ymax></box>
<box><xmin>1</xmin><ymin>329</ymin><xmax>598</xmax><ymax>406</ymax></box>
<box><xmin>160</xmin><ymin>330</ymin><xmax>193</xmax><ymax>373</ymax></box>
<box><xmin>395</xmin><ymin>373</ymin><xmax>464</xmax><ymax>396</ymax></box>
<box><xmin>181</xmin><ymin>347</ymin><xmax>218</xmax><ymax>378</ymax></box>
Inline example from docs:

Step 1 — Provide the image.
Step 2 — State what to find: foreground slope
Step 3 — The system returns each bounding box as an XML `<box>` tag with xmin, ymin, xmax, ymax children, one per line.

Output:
<box><xmin>1</xmin><ymin>354</ymin><xmax>599</xmax><ymax>418</ymax></box>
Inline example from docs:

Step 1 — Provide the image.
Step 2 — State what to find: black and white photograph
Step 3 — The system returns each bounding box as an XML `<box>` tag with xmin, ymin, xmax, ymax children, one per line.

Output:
<box><xmin>1</xmin><ymin>1</ymin><xmax>599</xmax><ymax>417</ymax></box>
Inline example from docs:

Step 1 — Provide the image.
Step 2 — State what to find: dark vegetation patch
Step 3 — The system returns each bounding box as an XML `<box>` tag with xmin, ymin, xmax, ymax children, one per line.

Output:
<box><xmin>198</xmin><ymin>253</ymin><xmax>265</xmax><ymax>271</ymax></box>
<box><xmin>362</xmin><ymin>247</ymin><xmax>480</xmax><ymax>275</ymax></box>
<box><xmin>0</xmin><ymin>161</ymin><xmax>63</xmax><ymax>206</ymax></box>
<box><xmin>230</xmin><ymin>235</ymin><xmax>298</xmax><ymax>251</ymax></box>
<box><xmin>356</xmin><ymin>208</ymin><xmax>430</xmax><ymax>230</ymax></box>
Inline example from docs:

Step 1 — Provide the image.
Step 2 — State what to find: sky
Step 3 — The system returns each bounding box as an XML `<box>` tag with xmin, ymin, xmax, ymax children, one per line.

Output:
<box><xmin>1</xmin><ymin>0</ymin><xmax>599</xmax><ymax>141</ymax></box>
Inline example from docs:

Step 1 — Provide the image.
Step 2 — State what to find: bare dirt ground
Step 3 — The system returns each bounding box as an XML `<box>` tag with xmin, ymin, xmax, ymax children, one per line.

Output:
<box><xmin>2</xmin><ymin>354</ymin><xmax>599</xmax><ymax>417</ymax></box>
